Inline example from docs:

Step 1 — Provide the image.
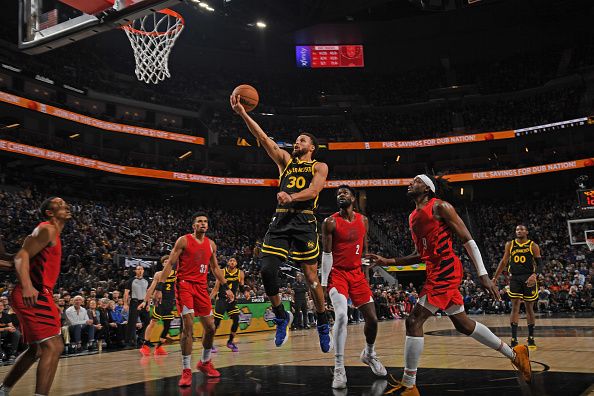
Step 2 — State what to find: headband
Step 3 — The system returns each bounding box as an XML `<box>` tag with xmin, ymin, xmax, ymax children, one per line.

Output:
<box><xmin>415</xmin><ymin>174</ymin><xmax>436</xmax><ymax>193</ymax></box>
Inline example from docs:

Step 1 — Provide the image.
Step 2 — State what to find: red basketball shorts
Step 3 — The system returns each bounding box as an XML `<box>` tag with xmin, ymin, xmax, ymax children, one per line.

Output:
<box><xmin>175</xmin><ymin>280</ymin><xmax>212</xmax><ymax>317</ymax></box>
<box><xmin>328</xmin><ymin>267</ymin><xmax>373</xmax><ymax>308</ymax></box>
<box><xmin>419</xmin><ymin>286</ymin><xmax>464</xmax><ymax>313</ymax></box>
<box><xmin>11</xmin><ymin>285</ymin><xmax>61</xmax><ymax>344</ymax></box>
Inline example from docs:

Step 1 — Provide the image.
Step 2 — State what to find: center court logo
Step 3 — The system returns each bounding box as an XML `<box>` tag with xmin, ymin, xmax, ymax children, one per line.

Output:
<box><xmin>238</xmin><ymin>306</ymin><xmax>253</xmax><ymax>330</ymax></box>
<box><xmin>264</xmin><ymin>307</ymin><xmax>276</xmax><ymax>327</ymax></box>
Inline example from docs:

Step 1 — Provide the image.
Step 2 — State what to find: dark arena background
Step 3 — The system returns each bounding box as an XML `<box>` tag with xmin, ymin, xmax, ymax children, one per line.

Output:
<box><xmin>0</xmin><ymin>0</ymin><xmax>593</xmax><ymax>395</ymax></box>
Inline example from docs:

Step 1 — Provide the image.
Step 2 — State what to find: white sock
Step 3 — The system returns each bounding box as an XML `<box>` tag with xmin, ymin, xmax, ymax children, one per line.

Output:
<box><xmin>201</xmin><ymin>348</ymin><xmax>212</xmax><ymax>363</ymax></box>
<box><xmin>402</xmin><ymin>336</ymin><xmax>424</xmax><ymax>387</ymax></box>
<box><xmin>366</xmin><ymin>343</ymin><xmax>375</xmax><ymax>355</ymax></box>
<box><xmin>0</xmin><ymin>384</ymin><xmax>11</xmax><ymax>396</ymax></box>
<box><xmin>470</xmin><ymin>321</ymin><xmax>515</xmax><ymax>360</ymax></box>
<box><xmin>330</xmin><ymin>289</ymin><xmax>348</xmax><ymax>369</ymax></box>
<box><xmin>182</xmin><ymin>354</ymin><xmax>191</xmax><ymax>369</ymax></box>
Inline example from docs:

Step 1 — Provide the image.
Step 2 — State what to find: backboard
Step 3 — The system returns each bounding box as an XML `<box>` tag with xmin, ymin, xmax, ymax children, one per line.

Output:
<box><xmin>18</xmin><ymin>0</ymin><xmax>183</xmax><ymax>54</ymax></box>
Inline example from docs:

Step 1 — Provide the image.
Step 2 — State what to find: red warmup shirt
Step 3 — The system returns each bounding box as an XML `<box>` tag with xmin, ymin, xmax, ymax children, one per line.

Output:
<box><xmin>409</xmin><ymin>198</ymin><xmax>463</xmax><ymax>291</ymax></box>
<box><xmin>177</xmin><ymin>234</ymin><xmax>212</xmax><ymax>285</ymax></box>
<box><xmin>331</xmin><ymin>212</ymin><xmax>365</xmax><ymax>271</ymax></box>
<box><xmin>29</xmin><ymin>222</ymin><xmax>62</xmax><ymax>290</ymax></box>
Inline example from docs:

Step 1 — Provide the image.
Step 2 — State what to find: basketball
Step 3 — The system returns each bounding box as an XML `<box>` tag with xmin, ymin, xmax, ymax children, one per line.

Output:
<box><xmin>232</xmin><ymin>84</ymin><xmax>259</xmax><ymax>112</ymax></box>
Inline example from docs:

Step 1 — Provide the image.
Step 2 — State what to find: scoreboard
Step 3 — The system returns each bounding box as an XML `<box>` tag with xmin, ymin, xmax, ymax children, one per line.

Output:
<box><xmin>296</xmin><ymin>45</ymin><xmax>364</xmax><ymax>68</ymax></box>
<box><xmin>578</xmin><ymin>189</ymin><xmax>594</xmax><ymax>211</ymax></box>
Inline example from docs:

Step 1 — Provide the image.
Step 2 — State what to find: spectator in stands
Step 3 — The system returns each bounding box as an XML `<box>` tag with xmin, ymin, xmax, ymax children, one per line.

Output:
<box><xmin>0</xmin><ymin>301</ymin><xmax>20</xmax><ymax>361</ymax></box>
<box><xmin>292</xmin><ymin>274</ymin><xmax>309</xmax><ymax>330</ymax></box>
<box><xmin>107</xmin><ymin>300</ymin><xmax>127</xmax><ymax>348</ymax></box>
<box><xmin>537</xmin><ymin>286</ymin><xmax>551</xmax><ymax>312</ymax></box>
<box><xmin>86</xmin><ymin>299</ymin><xmax>102</xmax><ymax>346</ymax></box>
<box><xmin>65</xmin><ymin>295</ymin><xmax>96</xmax><ymax>352</ymax></box>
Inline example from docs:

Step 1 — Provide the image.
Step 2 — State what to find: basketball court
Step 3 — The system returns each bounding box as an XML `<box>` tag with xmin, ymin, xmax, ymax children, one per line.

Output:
<box><xmin>0</xmin><ymin>314</ymin><xmax>592</xmax><ymax>395</ymax></box>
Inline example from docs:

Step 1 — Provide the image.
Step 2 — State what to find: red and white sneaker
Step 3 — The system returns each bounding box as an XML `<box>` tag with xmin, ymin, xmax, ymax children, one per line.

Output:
<box><xmin>139</xmin><ymin>345</ymin><xmax>151</xmax><ymax>357</ymax></box>
<box><xmin>154</xmin><ymin>346</ymin><xmax>168</xmax><ymax>356</ymax></box>
<box><xmin>197</xmin><ymin>360</ymin><xmax>221</xmax><ymax>377</ymax></box>
<box><xmin>178</xmin><ymin>368</ymin><xmax>193</xmax><ymax>387</ymax></box>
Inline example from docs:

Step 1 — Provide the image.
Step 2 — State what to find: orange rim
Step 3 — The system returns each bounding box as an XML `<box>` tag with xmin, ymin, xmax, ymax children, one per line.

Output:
<box><xmin>120</xmin><ymin>8</ymin><xmax>184</xmax><ymax>37</ymax></box>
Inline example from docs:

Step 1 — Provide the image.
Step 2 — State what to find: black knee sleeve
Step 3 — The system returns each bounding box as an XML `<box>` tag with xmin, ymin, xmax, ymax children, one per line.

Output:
<box><xmin>230</xmin><ymin>314</ymin><xmax>240</xmax><ymax>333</ymax></box>
<box><xmin>160</xmin><ymin>319</ymin><xmax>172</xmax><ymax>339</ymax></box>
<box><xmin>260</xmin><ymin>255</ymin><xmax>283</xmax><ymax>296</ymax></box>
<box><xmin>214</xmin><ymin>317</ymin><xmax>222</xmax><ymax>329</ymax></box>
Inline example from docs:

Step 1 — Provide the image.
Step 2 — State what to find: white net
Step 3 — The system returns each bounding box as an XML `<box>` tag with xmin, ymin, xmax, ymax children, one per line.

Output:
<box><xmin>122</xmin><ymin>9</ymin><xmax>184</xmax><ymax>84</ymax></box>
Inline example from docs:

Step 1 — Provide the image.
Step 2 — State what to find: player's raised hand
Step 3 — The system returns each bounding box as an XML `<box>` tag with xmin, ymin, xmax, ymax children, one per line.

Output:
<box><xmin>365</xmin><ymin>253</ymin><xmax>388</xmax><ymax>267</ymax></box>
<box><xmin>479</xmin><ymin>275</ymin><xmax>501</xmax><ymax>301</ymax></box>
<box><xmin>153</xmin><ymin>290</ymin><xmax>163</xmax><ymax>306</ymax></box>
<box><xmin>230</xmin><ymin>94</ymin><xmax>246</xmax><ymax>115</ymax></box>
<box><xmin>225</xmin><ymin>289</ymin><xmax>235</xmax><ymax>302</ymax></box>
<box><xmin>22</xmin><ymin>284</ymin><xmax>39</xmax><ymax>307</ymax></box>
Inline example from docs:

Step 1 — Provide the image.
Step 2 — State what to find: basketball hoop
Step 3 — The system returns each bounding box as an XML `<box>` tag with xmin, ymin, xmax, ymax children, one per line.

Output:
<box><xmin>121</xmin><ymin>8</ymin><xmax>184</xmax><ymax>84</ymax></box>
<box><xmin>586</xmin><ymin>230</ymin><xmax>594</xmax><ymax>251</ymax></box>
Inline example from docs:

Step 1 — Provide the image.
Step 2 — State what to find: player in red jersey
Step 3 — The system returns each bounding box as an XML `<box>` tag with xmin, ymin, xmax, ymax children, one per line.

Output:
<box><xmin>368</xmin><ymin>175</ymin><xmax>532</xmax><ymax>395</ymax></box>
<box><xmin>0</xmin><ymin>197</ymin><xmax>71</xmax><ymax>396</ymax></box>
<box><xmin>154</xmin><ymin>212</ymin><xmax>233</xmax><ymax>387</ymax></box>
<box><xmin>321</xmin><ymin>185</ymin><xmax>386</xmax><ymax>390</ymax></box>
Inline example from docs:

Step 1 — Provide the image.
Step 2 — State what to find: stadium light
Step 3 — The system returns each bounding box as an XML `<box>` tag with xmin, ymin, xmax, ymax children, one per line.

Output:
<box><xmin>396</xmin><ymin>155</ymin><xmax>400</xmax><ymax>162</ymax></box>
<box><xmin>460</xmin><ymin>187</ymin><xmax>464</xmax><ymax>196</ymax></box>
<box><xmin>206</xmin><ymin>6</ymin><xmax>214</xmax><ymax>11</ymax></box>
<box><xmin>179</xmin><ymin>151</ymin><xmax>192</xmax><ymax>159</ymax></box>
<box><xmin>69</xmin><ymin>133</ymin><xmax>80</xmax><ymax>139</ymax></box>
<box><xmin>191</xmin><ymin>0</ymin><xmax>200</xmax><ymax>2</ymax></box>
<box><xmin>1</xmin><ymin>123</ymin><xmax>20</xmax><ymax>129</ymax></box>
<box><xmin>525</xmin><ymin>147</ymin><xmax>529</xmax><ymax>152</ymax></box>
<box><xmin>199</xmin><ymin>3</ymin><xmax>209</xmax><ymax>8</ymax></box>
<box><xmin>256</xmin><ymin>21</ymin><xmax>267</xmax><ymax>29</ymax></box>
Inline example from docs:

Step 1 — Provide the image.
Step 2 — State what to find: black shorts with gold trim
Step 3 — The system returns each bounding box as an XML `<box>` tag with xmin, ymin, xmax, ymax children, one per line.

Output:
<box><xmin>213</xmin><ymin>298</ymin><xmax>240</xmax><ymax>319</ymax></box>
<box><xmin>507</xmin><ymin>273</ymin><xmax>538</xmax><ymax>302</ymax></box>
<box><xmin>151</xmin><ymin>298</ymin><xmax>175</xmax><ymax>320</ymax></box>
<box><xmin>261</xmin><ymin>210</ymin><xmax>319</xmax><ymax>263</ymax></box>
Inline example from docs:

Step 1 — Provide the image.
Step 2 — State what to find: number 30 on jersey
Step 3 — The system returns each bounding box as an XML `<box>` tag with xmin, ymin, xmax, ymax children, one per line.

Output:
<box><xmin>286</xmin><ymin>176</ymin><xmax>306</xmax><ymax>189</ymax></box>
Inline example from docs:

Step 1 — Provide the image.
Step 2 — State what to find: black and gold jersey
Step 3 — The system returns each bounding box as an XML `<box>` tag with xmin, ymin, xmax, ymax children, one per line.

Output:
<box><xmin>278</xmin><ymin>158</ymin><xmax>318</xmax><ymax>212</ymax></box>
<box><xmin>508</xmin><ymin>239</ymin><xmax>536</xmax><ymax>275</ymax></box>
<box><xmin>218</xmin><ymin>268</ymin><xmax>241</xmax><ymax>298</ymax></box>
<box><xmin>162</xmin><ymin>270</ymin><xmax>177</xmax><ymax>300</ymax></box>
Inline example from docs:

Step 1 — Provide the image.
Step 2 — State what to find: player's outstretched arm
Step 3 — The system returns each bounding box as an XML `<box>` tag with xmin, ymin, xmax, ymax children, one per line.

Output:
<box><xmin>210</xmin><ymin>279</ymin><xmax>221</xmax><ymax>300</ymax></box>
<box><xmin>143</xmin><ymin>271</ymin><xmax>162</xmax><ymax>307</ymax></box>
<box><xmin>366</xmin><ymin>251</ymin><xmax>420</xmax><ymax>267</ymax></box>
<box><xmin>435</xmin><ymin>200</ymin><xmax>500</xmax><ymax>300</ymax></box>
<box><xmin>154</xmin><ymin>236</ymin><xmax>186</xmax><ymax>305</ymax></box>
<box><xmin>14</xmin><ymin>224</ymin><xmax>55</xmax><ymax>307</ymax></box>
<box><xmin>230</xmin><ymin>94</ymin><xmax>291</xmax><ymax>173</ymax></box>
<box><xmin>321</xmin><ymin>216</ymin><xmax>336</xmax><ymax>287</ymax></box>
<box><xmin>492</xmin><ymin>241</ymin><xmax>512</xmax><ymax>284</ymax></box>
